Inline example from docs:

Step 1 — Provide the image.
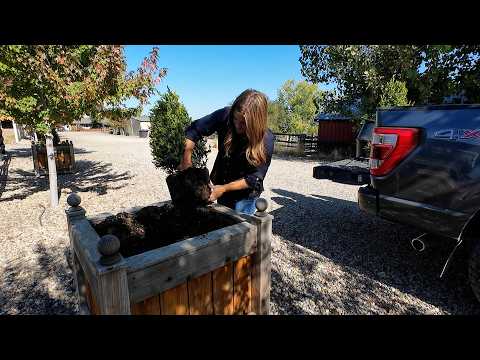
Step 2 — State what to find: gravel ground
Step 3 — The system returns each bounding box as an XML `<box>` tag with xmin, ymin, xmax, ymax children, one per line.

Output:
<box><xmin>1</xmin><ymin>131</ymin><xmax>480</xmax><ymax>315</ymax></box>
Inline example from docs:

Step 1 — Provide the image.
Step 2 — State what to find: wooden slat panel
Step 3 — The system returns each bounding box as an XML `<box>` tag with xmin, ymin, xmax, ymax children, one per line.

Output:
<box><xmin>188</xmin><ymin>273</ymin><xmax>213</xmax><ymax>315</ymax></box>
<box><xmin>160</xmin><ymin>283</ymin><xmax>189</xmax><ymax>315</ymax></box>
<box><xmin>212</xmin><ymin>263</ymin><xmax>234</xmax><ymax>315</ymax></box>
<box><xmin>131</xmin><ymin>295</ymin><xmax>161</xmax><ymax>315</ymax></box>
<box><xmin>71</xmin><ymin>219</ymin><xmax>103</xmax><ymax>287</ymax></box>
<box><xmin>127</xmin><ymin>222</ymin><xmax>253</xmax><ymax>272</ymax></box>
<box><xmin>233</xmin><ymin>256</ymin><xmax>252</xmax><ymax>315</ymax></box>
<box><xmin>126</xmin><ymin>222</ymin><xmax>257</xmax><ymax>304</ymax></box>
<box><xmin>84</xmin><ymin>280</ymin><xmax>99</xmax><ymax>315</ymax></box>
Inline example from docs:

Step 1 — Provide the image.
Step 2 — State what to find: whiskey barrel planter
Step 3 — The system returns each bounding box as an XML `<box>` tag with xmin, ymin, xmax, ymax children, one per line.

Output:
<box><xmin>32</xmin><ymin>140</ymin><xmax>75</xmax><ymax>176</ymax></box>
<box><xmin>65</xmin><ymin>193</ymin><xmax>272</xmax><ymax>315</ymax></box>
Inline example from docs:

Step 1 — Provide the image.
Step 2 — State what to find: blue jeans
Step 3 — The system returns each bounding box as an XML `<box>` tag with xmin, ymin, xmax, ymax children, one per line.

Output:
<box><xmin>234</xmin><ymin>198</ymin><xmax>258</xmax><ymax>215</ymax></box>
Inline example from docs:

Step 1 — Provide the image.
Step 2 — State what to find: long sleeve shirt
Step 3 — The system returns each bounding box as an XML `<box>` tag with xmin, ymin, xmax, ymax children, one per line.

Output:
<box><xmin>185</xmin><ymin>106</ymin><xmax>274</xmax><ymax>208</ymax></box>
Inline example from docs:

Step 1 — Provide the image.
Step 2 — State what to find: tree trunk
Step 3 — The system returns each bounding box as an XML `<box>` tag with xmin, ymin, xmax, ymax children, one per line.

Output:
<box><xmin>12</xmin><ymin>121</ymin><xmax>19</xmax><ymax>143</ymax></box>
<box><xmin>45</xmin><ymin>134</ymin><xmax>59</xmax><ymax>207</ymax></box>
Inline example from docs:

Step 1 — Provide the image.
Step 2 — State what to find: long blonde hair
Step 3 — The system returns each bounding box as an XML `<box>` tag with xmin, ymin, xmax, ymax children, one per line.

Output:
<box><xmin>224</xmin><ymin>89</ymin><xmax>268</xmax><ymax>167</ymax></box>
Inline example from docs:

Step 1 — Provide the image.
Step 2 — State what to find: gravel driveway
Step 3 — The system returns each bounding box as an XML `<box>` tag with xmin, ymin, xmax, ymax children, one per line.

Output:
<box><xmin>1</xmin><ymin>131</ymin><xmax>479</xmax><ymax>314</ymax></box>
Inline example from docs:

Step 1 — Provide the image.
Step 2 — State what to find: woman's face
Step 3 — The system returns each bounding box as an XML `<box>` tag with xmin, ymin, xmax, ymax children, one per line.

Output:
<box><xmin>233</xmin><ymin>111</ymin><xmax>247</xmax><ymax>135</ymax></box>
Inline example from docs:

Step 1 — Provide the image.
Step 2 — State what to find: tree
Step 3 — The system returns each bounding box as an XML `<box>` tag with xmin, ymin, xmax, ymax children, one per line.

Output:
<box><xmin>149</xmin><ymin>88</ymin><xmax>210</xmax><ymax>174</ymax></box>
<box><xmin>267</xmin><ymin>100</ymin><xmax>288</xmax><ymax>133</ymax></box>
<box><xmin>379</xmin><ymin>78</ymin><xmax>412</xmax><ymax>108</ymax></box>
<box><xmin>268</xmin><ymin>80</ymin><xmax>323</xmax><ymax>135</ymax></box>
<box><xmin>0</xmin><ymin>45</ymin><xmax>166</xmax><ymax>138</ymax></box>
<box><xmin>299</xmin><ymin>45</ymin><xmax>480</xmax><ymax>119</ymax></box>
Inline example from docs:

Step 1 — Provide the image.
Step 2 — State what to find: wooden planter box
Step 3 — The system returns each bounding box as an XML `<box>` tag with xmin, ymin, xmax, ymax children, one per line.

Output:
<box><xmin>65</xmin><ymin>193</ymin><xmax>272</xmax><ymax>315</ymax></box>
<box><xmin>32</xmin><ymin>141</ymin><xmax>75</xmax><ymax>175</ymax></box>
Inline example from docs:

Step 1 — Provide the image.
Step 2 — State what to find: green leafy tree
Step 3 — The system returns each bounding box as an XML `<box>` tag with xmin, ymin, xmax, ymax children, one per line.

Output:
<box><xmin>268</xmin><ymin>80</ymin><xmax>323</xmax><ymax>135</ymax></box>
<box><xmin>149</xmin><ymin>89</ymin><xmax>210</xmax><ymax>174</ymax></box>
<box><xmin>379</xmin><ymin>78</ymin><xmax>412</xmax><ymax>108</ymax></box>
<box><xmin>267</xmin><ymin>100</ymin><xmax>288</xmax><ymax>133</ymax></box>
<box><xmin>299</xmin><ymin>45</ymin><xmax>480</xmax><ymax>119</ymax></box>
<box><xmin>0</xmin><ymin>45</ymin><xmax>166</xmax><ymax>138</ymax></box>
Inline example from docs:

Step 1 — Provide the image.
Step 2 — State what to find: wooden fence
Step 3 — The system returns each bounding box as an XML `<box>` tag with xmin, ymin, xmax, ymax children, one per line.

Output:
<box><xmin>273</xmin><ymin>133</ymin><xmax>318</xmax><ymax>155</ymax></box>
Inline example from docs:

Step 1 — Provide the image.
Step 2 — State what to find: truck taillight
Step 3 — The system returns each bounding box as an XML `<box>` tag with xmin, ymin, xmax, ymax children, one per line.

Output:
<box><xmin>370</xmin><ymin>127</ymin><xmax>420</xmax><ymax>176</ymax></box>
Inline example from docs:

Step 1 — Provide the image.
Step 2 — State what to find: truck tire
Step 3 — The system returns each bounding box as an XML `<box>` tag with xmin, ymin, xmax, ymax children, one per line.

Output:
<box><xmin>468</xmin><ymin>239</ymin><xmax>480</xmax><ymax>303</ymax></box>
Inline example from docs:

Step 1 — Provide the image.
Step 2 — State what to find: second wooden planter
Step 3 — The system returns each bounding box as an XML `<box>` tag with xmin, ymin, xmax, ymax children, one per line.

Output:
<box><xmin>32</xmin><ymin>140</ymin><xmax>75</xmax><ymax>175</ymax></box>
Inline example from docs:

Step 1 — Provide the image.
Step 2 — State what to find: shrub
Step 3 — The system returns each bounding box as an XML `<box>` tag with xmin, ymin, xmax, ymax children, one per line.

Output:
<box><xmin>149</xmin><ymin>89</ymin><xmax>210</xmax><ymax>174</ymax></box>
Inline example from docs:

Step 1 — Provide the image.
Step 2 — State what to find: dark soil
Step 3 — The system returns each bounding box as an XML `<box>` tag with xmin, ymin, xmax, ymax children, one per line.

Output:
<box><xmin>166</xmin><ymin>167</ymin><xmax>211</xmax><ymax>209</ymax></box>
<box><xmin>91</xmin><ymin>204</ymin><xmax>239</xmax><ymax>258</ymax></box>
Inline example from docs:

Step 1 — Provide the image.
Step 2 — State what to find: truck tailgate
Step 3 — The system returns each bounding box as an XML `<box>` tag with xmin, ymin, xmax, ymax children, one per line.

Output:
<box><xmin>313</xmin><ymin>158</ymin><xmax>370</xmax><ymax>185</ymax></box>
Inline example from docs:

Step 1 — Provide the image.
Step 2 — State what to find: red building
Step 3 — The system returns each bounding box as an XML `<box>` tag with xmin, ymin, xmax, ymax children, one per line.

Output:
<box><xmin>314</xmin><ymin>113</ymin><xmax>355</xmax><ymax>144</ymax></box>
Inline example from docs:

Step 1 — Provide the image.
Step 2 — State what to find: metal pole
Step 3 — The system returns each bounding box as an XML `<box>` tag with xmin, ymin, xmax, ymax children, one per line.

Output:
<box><xmin>45</xmin><ymin>134</ymin><xmax>59</xmax><ymax>207</ymax></box>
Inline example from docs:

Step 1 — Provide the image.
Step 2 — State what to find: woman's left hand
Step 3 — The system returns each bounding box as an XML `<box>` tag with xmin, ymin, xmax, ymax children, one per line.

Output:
<box><xmin>209</xmin><ymin>185</ymin><xmax>226</xmax><ymax>202</ymax></box>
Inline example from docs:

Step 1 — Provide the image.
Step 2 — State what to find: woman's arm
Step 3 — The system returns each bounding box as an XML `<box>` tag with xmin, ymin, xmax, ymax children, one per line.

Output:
<box><xmin>178</xmin><ymin>107</ymin><xmax>230</xmax><ymax>171</ymax></box>
<box><xmin>209</xmin><ymin>179</ymin><xmax>249</xmax><ymax>202</ymax></box>
<box><xmin>243</xmin><ymin>131</ymin><xmax>275</xmax><ymax>191</ymax></box>
<box><xmin>178</xmin><ymin>138</ymin><xmax>195</xmax><ymax>171</ymax></box>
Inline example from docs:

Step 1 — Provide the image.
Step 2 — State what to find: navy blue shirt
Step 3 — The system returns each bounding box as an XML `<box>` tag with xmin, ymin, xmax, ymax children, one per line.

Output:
<box><xmin>185</xmin><ymin>106</ymin><xmax>274</xmax><ymax>207</ymax></box>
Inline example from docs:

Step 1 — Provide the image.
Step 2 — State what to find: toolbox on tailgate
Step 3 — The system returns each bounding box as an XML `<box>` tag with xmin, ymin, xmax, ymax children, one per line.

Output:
<box><xmin>312</xmin><ymin>120</ymin><xmax>374</xmax><ymax>185</ymax></box>
<box><xmin>313</xmin><ymin>159</ymin><xmax>370</xmax><ymax>185</ymax></box>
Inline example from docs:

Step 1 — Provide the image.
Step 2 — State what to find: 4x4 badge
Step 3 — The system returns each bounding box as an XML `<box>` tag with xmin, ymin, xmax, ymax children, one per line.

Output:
<box><xmin>434</xmin><ymin>129</ymin><xmax>480</xmax><ymax>140</ymax></box>
<box><xmin>434</xmin><ymin>129</ymin><xmax>457</xmax><ymax>140</ymax></box>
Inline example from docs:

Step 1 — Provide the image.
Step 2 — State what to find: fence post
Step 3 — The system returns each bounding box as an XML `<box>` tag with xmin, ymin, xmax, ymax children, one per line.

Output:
<box><xmin>297</xmin><ymin>134</ymin><xmax>306</xmax><ymax>155</ymax></box>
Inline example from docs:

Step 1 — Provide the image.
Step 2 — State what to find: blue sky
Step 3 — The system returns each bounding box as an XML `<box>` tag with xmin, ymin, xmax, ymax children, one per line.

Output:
<box><xmin>124</xmin><ymin>45</ymin><xmax>324</xmax><ymax>119</ymax></box>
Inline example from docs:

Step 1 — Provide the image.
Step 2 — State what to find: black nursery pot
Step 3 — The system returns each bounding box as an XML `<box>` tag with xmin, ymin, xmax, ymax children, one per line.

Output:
<box><xmin>166</xmin><ymin>167</ymin><xmax>212</xmax><ymax>208</ymax></box>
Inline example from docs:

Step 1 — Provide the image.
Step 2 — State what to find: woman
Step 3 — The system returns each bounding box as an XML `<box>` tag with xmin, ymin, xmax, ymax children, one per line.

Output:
<box><xmin>179</xmin><ymin>89</ymin><xmax>274</xmax><ymax>215</ymax></box>
<box><xmin>0</xmin><ymin>128</ymin><xmax>6</xmax><ymax>155</ymax></box>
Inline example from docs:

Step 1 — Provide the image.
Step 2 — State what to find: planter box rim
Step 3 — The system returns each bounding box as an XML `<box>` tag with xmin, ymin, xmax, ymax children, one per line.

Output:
<box><xmin>125</xmin><ymin>221</ymin><xmax>256</xmax><ymax>272</ymax></box>
<box><xmin>84</xmin><ymin>200</ymin><xmax>256</xmax><ymax>268</ymax></box>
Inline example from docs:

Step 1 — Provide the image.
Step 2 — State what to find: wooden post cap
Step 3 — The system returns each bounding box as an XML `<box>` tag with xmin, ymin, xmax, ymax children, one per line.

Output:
<box><xmin>67</xmin><ymin>193</ymin><xmax>81</xmax><ymax>207</ymax></box>
<box><xmin>98</xmin><ymin>234</ymin><xmax>122</xmax><ymax>266</ymax></box>
<box><xmin>255</xmin><ymin>198</ymin><xmax>268</xmax><ymax>217</ymax></box>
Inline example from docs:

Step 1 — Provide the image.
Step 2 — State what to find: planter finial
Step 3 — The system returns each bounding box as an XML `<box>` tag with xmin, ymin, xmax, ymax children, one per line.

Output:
<box><xmin>255</xmin><ymin>198</ymin><xmax>268</xmax><ymax>217</ymax></box>
<box><xmin>67</xmin><ymin>193</ymin><xmax>81</xmax><ymax>207</ymax></box>
<box><xmin>98</xmin><ymin>234</ymin><xmax>122</xmax><ymax>266</ymax></box>
<box><xmin>65</xmin><ymin>192</ymin><xmax>85</xmax><ymax>219</ymax></box>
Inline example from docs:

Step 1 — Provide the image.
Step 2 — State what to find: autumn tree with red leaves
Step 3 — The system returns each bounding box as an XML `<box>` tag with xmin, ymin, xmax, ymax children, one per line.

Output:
<box><xmin>0</xmin><ymin>45</ymin><xmax>166</xmax><ymax>137</ymax></box>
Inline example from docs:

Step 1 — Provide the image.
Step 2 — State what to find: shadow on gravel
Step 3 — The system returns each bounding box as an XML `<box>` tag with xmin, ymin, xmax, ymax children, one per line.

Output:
<box><xmin>4</xmin><ymin>148</ymin><xmax>32</xmax><ymax>158</ymax></box>
<box><xmin>0</xmin><ymin>244</ymin><xmax>77</xmax><ymax>315</ymax></box>
<box><xmin>269</xmin><ymin>188</ymin><xmax>480</xmax><ymax>314</ymax></box>
<box><xmin>1</xmin><ymin>158</ymin><xmax>133</xmax><ymax>202</ymax></box>
<box><xmin>73</xmin><ymin>147</ymin><xmax>96</xmax><ymax>155</ymax></box>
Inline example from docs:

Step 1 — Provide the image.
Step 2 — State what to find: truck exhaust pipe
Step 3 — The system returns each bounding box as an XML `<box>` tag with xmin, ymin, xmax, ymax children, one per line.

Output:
<box><xmin>411</xmin><ymin>233</ymin><xmax>428</xmax><ymax>252</ymax></box>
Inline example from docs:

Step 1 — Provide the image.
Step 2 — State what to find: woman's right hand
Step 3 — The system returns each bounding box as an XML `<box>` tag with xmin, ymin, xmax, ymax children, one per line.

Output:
<box><xmin>177</xmin><ymin>159</ymin><xmax>192</xmax><ymax>171</ymax></box>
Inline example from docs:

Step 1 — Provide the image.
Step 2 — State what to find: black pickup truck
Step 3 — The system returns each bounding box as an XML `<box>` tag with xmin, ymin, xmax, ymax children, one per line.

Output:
<box><xmin>313</xmin><ymin>105</ymin><xmax>480</xmax><ymax>303</ymax></box>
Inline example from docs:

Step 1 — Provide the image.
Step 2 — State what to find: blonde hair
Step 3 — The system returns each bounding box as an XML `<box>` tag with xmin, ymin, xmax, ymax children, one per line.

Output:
<box><xmin>224</xmin><ymin>89</ymin><xmax>268</xmax><ymax>167</ymax></box>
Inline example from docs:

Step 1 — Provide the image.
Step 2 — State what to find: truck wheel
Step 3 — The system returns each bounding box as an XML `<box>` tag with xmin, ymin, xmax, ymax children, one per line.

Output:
<box><xmin>468</xmin><ymin>239</ymin><xmax>480</xmax><ymax>303</ymax></box>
